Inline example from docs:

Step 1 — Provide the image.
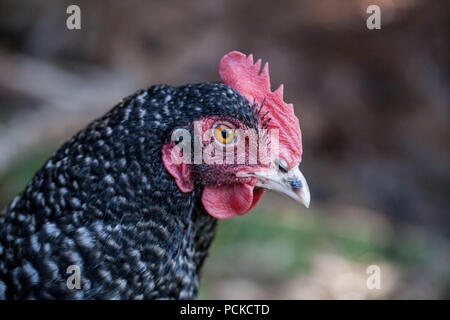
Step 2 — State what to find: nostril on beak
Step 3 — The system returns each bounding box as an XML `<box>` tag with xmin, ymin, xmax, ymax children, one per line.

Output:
<box><xmin>276</xmin><ymin>158</ymin><xmax>289</xmax><ymax>173</ymax></box>
<box><xmin>290</xmin><ymin>177</ymin><xmax>303</xmax><ymax>189</ymax></box>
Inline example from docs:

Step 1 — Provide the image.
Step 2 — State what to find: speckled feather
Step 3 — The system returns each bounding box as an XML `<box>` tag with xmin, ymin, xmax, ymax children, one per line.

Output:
<box><xmin>0</xmin><ymin>82</ymin><xmax>258</xmax><ymax>299</ymax></box>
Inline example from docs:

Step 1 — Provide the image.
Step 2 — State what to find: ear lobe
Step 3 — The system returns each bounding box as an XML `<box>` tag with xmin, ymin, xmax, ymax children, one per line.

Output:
<box><xmin>162</xmin><ymin>144</ymin><xmax>194</xmax><ymax>193</ymax></box>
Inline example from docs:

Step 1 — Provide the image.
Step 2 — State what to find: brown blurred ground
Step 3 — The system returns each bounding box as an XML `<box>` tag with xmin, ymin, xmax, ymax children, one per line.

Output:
<box><xmin>0</xmin><ymin>0</ymin><xmax>449</xmax><ymax>299</ymax></box>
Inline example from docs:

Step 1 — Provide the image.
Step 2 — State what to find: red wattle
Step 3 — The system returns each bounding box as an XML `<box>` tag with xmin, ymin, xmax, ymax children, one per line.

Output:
<box><xmin>202</xmin><ymin>181</ymin><xmax>265</xmax><ymax>219</ymax></box>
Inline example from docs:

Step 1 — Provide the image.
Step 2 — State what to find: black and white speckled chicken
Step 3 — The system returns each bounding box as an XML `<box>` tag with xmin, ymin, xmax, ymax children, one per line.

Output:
<box><xmin>0</xmin><ymin>51</ymin><xmax>310</xmax><ymax>299</ymax></box>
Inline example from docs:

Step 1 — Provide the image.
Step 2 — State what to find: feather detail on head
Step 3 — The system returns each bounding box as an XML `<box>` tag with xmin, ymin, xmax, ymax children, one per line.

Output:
<box><xmin>219</xmin><ymin>51</ymin><xmax>303</xmax><ymax>167</ymax></box>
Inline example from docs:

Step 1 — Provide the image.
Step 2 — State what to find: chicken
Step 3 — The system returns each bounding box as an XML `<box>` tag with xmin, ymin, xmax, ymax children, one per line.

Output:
<box><xmin>0</xmin><ymin>51</ymin><xmax>310</xmax><ymax>299</ymax></box>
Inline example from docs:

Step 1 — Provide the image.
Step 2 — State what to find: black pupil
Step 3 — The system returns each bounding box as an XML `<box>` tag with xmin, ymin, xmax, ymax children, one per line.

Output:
<box><xmin>221</xmin><ymin>129</ymin><xmax>229</xmax><ymax>139</ymax></box>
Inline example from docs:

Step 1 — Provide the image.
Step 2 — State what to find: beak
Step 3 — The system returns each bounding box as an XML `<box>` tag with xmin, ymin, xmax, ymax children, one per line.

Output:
<box><xmin>238</xmin><ymin>163</ymin><xmax>311</xmax><ymax>208</ymax></box>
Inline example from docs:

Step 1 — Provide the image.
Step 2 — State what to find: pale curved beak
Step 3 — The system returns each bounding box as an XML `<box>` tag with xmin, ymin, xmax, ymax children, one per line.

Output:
<box><xmin>237</xmin><ymin>164</ymin><xmax>311</xmax><ymax>208</ymax></box>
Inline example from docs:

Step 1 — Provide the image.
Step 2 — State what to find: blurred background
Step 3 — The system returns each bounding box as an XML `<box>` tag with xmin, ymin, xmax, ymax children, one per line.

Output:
<box><xmin>0</xmin><ymin>0</ymin><xmax>448</xmax><ymax>299</ymax></box>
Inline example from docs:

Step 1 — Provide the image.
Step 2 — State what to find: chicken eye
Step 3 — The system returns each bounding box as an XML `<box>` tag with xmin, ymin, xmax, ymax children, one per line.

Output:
<box><xmin>214</xmin><ymin>124</ymin><xmax>235</xmax><ymax>144</ymax></box>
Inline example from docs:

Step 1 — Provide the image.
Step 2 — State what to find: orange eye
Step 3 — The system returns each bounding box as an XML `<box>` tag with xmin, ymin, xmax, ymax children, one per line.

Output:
<box><xmin>214</xmin><ymin>124</ymin><xmax>235</xmax><ymax>144</ymax></box>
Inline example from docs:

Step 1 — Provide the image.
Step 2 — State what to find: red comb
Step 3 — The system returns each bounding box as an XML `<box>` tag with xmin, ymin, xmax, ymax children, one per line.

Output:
<box><xmin>219</xmin><ymin>51</ymin><xmax>303</xmax><ymax>167</ymax></box>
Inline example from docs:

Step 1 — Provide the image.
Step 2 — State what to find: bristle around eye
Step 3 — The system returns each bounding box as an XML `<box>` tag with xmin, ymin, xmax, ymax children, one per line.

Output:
<box><xmin>257</xmin><ymin>97</ymin><xmax>266</xmax><ymax>117</ymax></box>
<box><xmin>250</xmin><ymin>98</ymin><xmax>272</xmax><ymax>131</ymax></box>
<box><xmin>262</xmin><ymin>117</ymin><xmax>271</xmax><ymax>129</ymax></box>
<box><xmin>260</xmin><ymin>110</ymin><xmax>269</xmax><ymax>121</ymax></box>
